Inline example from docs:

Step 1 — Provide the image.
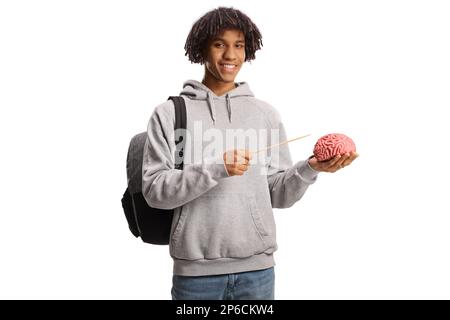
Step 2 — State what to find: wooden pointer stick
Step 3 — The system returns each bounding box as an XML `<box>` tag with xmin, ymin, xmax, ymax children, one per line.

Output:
<box><xmin>253</xmin><ymin>134</ymin><xmax>311</xmax><ymax>154</ymax></box>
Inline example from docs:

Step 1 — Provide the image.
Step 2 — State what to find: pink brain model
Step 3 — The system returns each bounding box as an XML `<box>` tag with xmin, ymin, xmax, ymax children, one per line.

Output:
<box><xmin>313</xmin><ymin>133</ymin><xmax>356</xmax><ymax>161</ymax></box>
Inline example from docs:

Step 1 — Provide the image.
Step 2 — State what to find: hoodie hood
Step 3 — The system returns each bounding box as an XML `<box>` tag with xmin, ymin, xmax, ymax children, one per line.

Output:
<box><xmin>180</xmin><ymin>80</ymin><xmax>254</xmax><ymax>124</ymax></box>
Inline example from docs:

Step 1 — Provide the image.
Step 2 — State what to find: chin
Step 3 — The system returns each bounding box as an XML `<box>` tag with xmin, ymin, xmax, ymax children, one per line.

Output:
<box><xmin>221</xmin><ymin>78</ymin><xmax>236</xmax><ymax>83</ymax></box>
<box><xmin>218</xmin><ymin>74</ymin><xmax>238</xmax><ymax>83</ymax></box>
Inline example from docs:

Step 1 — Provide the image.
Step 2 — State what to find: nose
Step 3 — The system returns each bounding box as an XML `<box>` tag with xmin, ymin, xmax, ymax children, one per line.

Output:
<box><xmin>223</xmin><ymin>46</ymin><xmax>237</xmax><ymax>61</ymax></box>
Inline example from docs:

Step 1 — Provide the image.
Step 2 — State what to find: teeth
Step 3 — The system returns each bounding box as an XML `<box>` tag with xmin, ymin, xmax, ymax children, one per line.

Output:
<box><xmin>222</xmin><ymin>64</ymin><xmax>236</xmax><ymax>68</ymax></box>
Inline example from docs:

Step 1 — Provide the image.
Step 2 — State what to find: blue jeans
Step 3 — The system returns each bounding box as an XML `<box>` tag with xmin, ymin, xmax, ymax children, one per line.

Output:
<box><xmin>171</xmin><ymin>267</ymin><xmax>275</xmax><ymax>300</ymax></box>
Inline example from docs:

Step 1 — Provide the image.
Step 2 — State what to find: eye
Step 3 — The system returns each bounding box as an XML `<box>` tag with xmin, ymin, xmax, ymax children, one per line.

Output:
<box><xmin>236</xmin><ymin>44</ymin><xmax>245</xmax><ymax>48</ymax></box>
<box><xmin>214</xmin><ymin>43</ymin><xmax>225</xmax><ymax>48</ymax></box>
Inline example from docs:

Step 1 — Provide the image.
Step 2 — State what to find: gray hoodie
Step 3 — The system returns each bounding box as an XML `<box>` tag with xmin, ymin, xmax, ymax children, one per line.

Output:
<box><xmin>142</xmin><ymin>80</ymin><xmax>320</xmax><ymax>276</ymax></box>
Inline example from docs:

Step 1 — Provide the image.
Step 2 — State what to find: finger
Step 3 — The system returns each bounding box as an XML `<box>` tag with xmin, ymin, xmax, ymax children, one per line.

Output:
<box><xmin>343</xmin><ymin>154</ymin><xmax>358</xmax><ymax>167</ymax></box>
<box><xmin>234</xmin><ymin>150</ymin><xmax>239</xmax><ymax>163</ymax></box>
<box><xmin>317</xmin><ymin>155</ymin><xmax>339</xmax><ymax>170</ymax></box>
<box><xmin>232</xmin><ymin>168</ymin><xmax>245</xmax><ymax>176</ymax></box>
<box><xmin>236</xmin><ymin>164</ymin><xmax>249</xmax><ymax>172</ymax></box>
<box><xmin>224</xmin><ymin>151</ymin><xmax>236</xmax><ymax>165</ymax></box>
<box><xmin>343</xmin><ymin>152</ymin><xmax>358</xmax><ymax>166</ymax></box>
<box><xmin>342</xmin><ymin>158</ymin><xmax>352</xmax><ymax>167</ymax></box>
<box><xmin>236</xmin><ymin>155</ymin><xmax>249</xmax><ymax>165</ymax></box>
<box><xmin>337</xmin><ymin>153</ymin><xmax>350</xmax><ymax>167</ymax></box>
<box><xmin>327</xmin><ymin>154</ymin><xmax>342</xmax><ymax>166</ymax></box>
<box><xmin>341</xmin><ymin>153</ymin><xmax>354</xmax><ymax>167</ymax></box>
<box><xmin>245</xmin><ymin>149</ymin><xmax>253</xmax><ymax>160</ymax></box>
<box><xmin>238</xmin><ymin>149</ymin><xmax>253</xmax><ymax>161</ymax></box>
<box><xmin>328</xmin><ymin>154</ymin><xmax>348</xmax><ymax>171</ymax></box>
<box><xmin>229</xmin><ymin>168</ymin><xmax>243</xmax><ymax>176</ymax></box>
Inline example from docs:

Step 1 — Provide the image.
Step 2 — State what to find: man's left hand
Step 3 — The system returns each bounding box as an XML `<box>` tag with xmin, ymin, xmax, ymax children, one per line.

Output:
<box><xmin>308</xmin><ymin>151</ymin><xmax>359</xmax><ymax>173</ymax></box>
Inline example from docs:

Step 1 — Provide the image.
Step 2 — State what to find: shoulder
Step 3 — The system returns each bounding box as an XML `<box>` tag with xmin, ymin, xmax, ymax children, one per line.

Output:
<box><xmin>244</xmin><ymin>97</ymin><xmax>282</xmax><ymax>128</ymax></box>
<box><xmin>150</xmin><ymin>98</ymin><xmax>179</xmax><ymax>123</ymax></box>
<box><xmin>152</xmin><ymin>99</ymin><xmax>175</xmax><ymax>119</ymax></box>
<box><xmin>147</xmin><ymin>99</ymin><xmax>177</xmax><ymax>132</ymax></box>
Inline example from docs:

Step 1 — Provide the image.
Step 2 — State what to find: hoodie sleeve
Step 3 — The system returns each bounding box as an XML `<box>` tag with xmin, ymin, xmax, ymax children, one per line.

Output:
<box><xmin>266</xmin><ymin>108</ymin><xmax>320</xmax><ymax>209</ymax></box>
<box><xmin>142</xmin><ymin>101</ymin><xmax>229</xmax><ymax>210</ymax></box>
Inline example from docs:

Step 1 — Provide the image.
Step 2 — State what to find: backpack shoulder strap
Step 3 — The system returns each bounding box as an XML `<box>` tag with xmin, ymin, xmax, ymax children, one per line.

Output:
<box><xmin>168</xmin><ymin>96</ymin><xmax>186</xmax><ymax>170</ymax></box>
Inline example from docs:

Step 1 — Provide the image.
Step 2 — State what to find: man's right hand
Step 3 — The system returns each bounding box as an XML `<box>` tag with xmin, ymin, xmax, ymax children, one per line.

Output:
<box><xmin>223</xmin><ymin>149</ymin><xmax>253</xmax><ymax>176</ymax></box>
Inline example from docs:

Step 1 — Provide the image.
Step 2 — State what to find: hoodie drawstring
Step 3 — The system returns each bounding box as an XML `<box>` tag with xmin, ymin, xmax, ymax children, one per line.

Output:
<box><xmin>206</xmin><ymin>91</ymin><xmax>216</xmax><ymax>125</ymax></box>
<box><xmin>226</xmin><ymin>93</ymin><xmax>232</xmax><ymax>123</ymax></box>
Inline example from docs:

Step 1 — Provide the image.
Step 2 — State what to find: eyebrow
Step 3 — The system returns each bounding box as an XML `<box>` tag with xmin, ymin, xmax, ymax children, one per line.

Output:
<box><xmin>212</xmin><ymin>37</ymin><xmax>245</xmax><ymax>43</ymax></box>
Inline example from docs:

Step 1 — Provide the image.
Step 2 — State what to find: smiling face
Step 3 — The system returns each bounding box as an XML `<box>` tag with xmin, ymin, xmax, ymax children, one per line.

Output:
<box><xmin>203</xmin><ymin>28</ymin><xmax>246</xmax><ymax>84</ymax></box>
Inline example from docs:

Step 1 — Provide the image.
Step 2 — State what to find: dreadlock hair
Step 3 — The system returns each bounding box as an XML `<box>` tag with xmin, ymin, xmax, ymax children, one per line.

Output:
<box><xmin>184</xmin><ymin>7</ymin><xmax>263</xmax><ymax>65</ymax></box>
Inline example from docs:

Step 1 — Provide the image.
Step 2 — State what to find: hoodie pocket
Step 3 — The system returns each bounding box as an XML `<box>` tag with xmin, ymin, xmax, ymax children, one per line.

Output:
<box><xmin>170</xmin><ymin>193</ymin><xmax>269</xmax><ymax>260</ymax></box>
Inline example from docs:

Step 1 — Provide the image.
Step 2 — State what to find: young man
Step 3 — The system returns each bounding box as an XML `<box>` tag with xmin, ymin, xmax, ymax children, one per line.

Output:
<box><xmin>142</xmin><ymin>7</ymin><xmax>358</xmax><ymax>300</ymax></box>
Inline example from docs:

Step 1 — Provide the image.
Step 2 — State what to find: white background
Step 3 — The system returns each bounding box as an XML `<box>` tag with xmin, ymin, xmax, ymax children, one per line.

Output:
<box><xmin>1</xmin><ymin>0</ymin><xmax>449</xmax><ymax>299</ymax></box>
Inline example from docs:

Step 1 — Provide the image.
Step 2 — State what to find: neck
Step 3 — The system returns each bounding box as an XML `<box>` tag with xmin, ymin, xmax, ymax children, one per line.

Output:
<box><xmin>201</xmin><ymin>72</ymin><xmax>236</xmax><ymax>97</ymax></box>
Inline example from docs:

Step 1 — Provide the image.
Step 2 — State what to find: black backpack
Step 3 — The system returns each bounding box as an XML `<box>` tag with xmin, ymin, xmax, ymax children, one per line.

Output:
<box><xmin>121</xmin><ymin>96</ymin><xmax>186</xmax><ymax>245</ymax></box>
